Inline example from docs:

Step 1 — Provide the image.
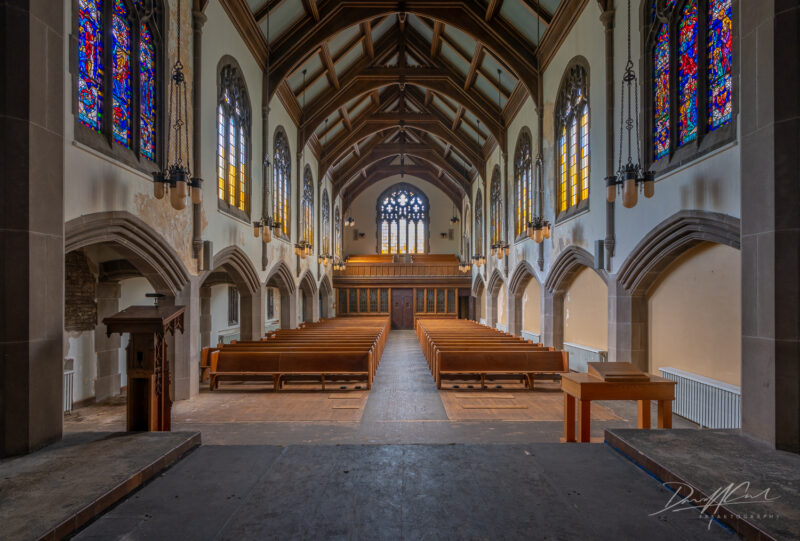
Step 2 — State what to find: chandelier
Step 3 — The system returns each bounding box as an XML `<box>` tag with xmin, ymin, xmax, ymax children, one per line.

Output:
<box><xmin>472</xmin><ymin>254</ymin><xmax>486</xmax><ymax>267</ymax></box>
<box><xmin>318</xmin><ymin>253</ymin><xmax>333</xmax><ymax>266</ymax></box>
<box><xmin>344</xmin><ymin>209</ymin><xmax>355</xmax><ymax>228</ymax></box>
<box><xmin>333</xmin><ymin>258</ymin><xmax>347</xmax><ymax>271</ymax></box>
<box><xmin>606</xmin><ymin>0</ymin><xmax>655</xmax><ymax>208</ymax></box>
<box><xmin>151</xmin><ymin>0</ymin><xmax>202</xmax><ymax>209</ymax></box>
<box><xmin>491</xmin><ymin>241</ymin><xmax>510</xmax><ymax>259</ymax></box>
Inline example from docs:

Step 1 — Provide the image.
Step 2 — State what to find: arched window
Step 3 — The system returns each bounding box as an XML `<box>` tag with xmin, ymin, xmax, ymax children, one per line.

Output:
<box><xmin>301</xmin><ymin>167</ymin><xmax>314</xmax><ymax>245</ymax></box>
<box><xmin>217</xmin><ymin>63</ymin><xmax>251</xmax><ymax>216</ymax></box>
<box><xmin>475</xmin><ymin>189</ymin><xmax>483</xmax><ymax>256</ymax></box>
<box><xmin>555</xmin><ymin>62</ymin><xmax>589</xmax><ymax>217</ymax></box>
<box><xmin>334</xmin><ymin>204</ymin><xmax>342</xmax><ymax>259</ymax></box>
<box><xmin>647</xmin><ymin>0</ymin><xmax>734</xmax><ymax>166</ymax></box>
<box><xmin>514</xmin><ymin>130</ymin><xmax>533</xmax><ymax>238</ymax></box>
<box><xmin>377</xmin><ymin>183</ymin><xmax>428</xmax><ymax>254</ymax></box>
<box><xmin>273</xmin><ymin>129</ymin><xmax>291</xmax><ymax>238</ymax></box>
<box><xmin>76</xmin><ymin>0</ymin><xmax>162</xmax><ymax>165</ymax></box>
<box><xmin>490</xmin><ymin>167</ymin><xmax>503</xmax><ymax>244</ymax></box>
<box><xmin>321</xmin><ymin>189</ymin><xmax>331</xmax><ymax>255</ymax></box>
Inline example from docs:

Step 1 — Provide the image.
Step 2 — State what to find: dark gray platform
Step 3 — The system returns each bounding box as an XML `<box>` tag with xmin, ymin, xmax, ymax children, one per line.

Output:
<box><xmin>75</xmin><ymin>443</ymin><xmax>732</xmax><ymax>540</ymax></box>
<box><xmin>606</xmin><ymin>428</ymin><xmax>800</xmax><ymax>540</ymax></box>
<box><xmin>0</xmin><ymin>431</ymin><xmax>200</xmax><ymax>540</ymax></box>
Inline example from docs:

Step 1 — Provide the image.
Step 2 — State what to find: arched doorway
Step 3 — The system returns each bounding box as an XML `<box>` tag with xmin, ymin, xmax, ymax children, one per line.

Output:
<box><xmin>472</xmin><ymin>273</ymin><xmax>485</xmax><ymax>323</ymax></box>
<box><xmin>265</xmin><ymin>261</ymin><xmax>298</xmax><ymax>329</ymax></box>
<box><xmin>298</xmin><ymin>271</ymin><xmax>319</xmax><ymax>324</ymax></box>
<box><xmin>319</xmin><ymin>274</ymin><xmax>333</xmax><ymax>319</ymax></box>
<box><xmin>487</xmin><ymin>269</ymin><xmax>505</xmax><ymax>329</ymax></box>
<box><xmin>507</xmin><ymin>261</ymin><xmax>542</xmax><ymax>339</ymax></box>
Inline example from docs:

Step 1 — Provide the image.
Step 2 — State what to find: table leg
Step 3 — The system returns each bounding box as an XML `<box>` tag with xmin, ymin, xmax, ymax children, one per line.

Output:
<box><xmin>638</xmin><ymin>400</ymin><xmax>651</xmax><ymax>429</ymax></box>
<box><xmin>658</xmin><ymin>400</ymin><xmax>673</xmax><ymax>429</ymax></box>
<box><xmin>578</xmin><ymin>400</ymin><xmax>591</xmax><ymax>443</ymax></box>
<box><xmin>563</xmin><ymin>394</ymin><xmax>576</xmax><ymax>443</ymax></box>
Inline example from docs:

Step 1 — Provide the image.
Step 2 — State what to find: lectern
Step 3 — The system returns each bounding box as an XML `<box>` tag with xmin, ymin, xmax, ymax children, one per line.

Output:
<box><xmin>104</xmin><ymin>304</ymin><xmax>185</xmax><ymax>431</ymax></box>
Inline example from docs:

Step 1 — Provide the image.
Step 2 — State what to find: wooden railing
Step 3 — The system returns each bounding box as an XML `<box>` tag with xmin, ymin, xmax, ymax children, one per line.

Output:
<box><xmin>334</xmin><ymin>262</ymin><xmax>465</xmax><ymax>278</ymax></box>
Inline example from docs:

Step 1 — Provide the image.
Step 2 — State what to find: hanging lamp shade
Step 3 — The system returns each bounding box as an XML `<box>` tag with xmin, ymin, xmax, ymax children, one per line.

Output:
<box><xmin>534</xmin><ymin>228</ymin><xmax>544</xmax><ymax>244</ymax></box>
<box><xmin>606</xmin><ymin>176</ymin><xmax>617</xmax><ymax>203</ymax></box>
<box><xmin>543</xmin><ymin>224</ymin><xmax>551</xmax><ymax>240</ymax></box>
<box><xmin>170</xmin><ymin>182</ymin><xmax>186</xmax><ymax>210</ymax></box>
<box><xmin>190</xmin><ymin>178</ymin><xmax>203</xmax><ymax>205</ymax></box>
<box><xmin>622</xmin><ymin>178</ymin><xmax>638</xmax><ymax>208</ymax></box>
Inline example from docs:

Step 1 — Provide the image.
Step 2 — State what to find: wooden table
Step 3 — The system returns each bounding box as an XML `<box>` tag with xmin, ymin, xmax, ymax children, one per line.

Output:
<box><xmin>561</xmin><ymin>373</ymin><xmax>676</xmax><ymax>443</ymax></box>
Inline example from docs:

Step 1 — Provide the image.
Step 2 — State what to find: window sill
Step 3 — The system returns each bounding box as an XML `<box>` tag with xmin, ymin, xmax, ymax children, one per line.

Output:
<box><xmin>555</xmin><ymin>201</ymin><xmax>590</xmax><ymax>225</ymax></box>
<box><xmin>650</xmin><ymin>132</ymin><xmax>738</xmax><ymax>179</ymax></box>
<box><xmin>74</xmin><ymin>123</ymin><xmax>159</xmax><ymax>178</ymax></box>
<box><xmin>217</xmin><ymin>199</ymin><xmax>251</xmax><ymax>224</ymax></box>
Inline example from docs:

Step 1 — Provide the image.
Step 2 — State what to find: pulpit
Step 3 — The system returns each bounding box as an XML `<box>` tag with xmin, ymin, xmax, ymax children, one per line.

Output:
<box><xmin>104</xmin><ymin>304</ymin><xmax>185</xmax><ymax>431</ymax></box>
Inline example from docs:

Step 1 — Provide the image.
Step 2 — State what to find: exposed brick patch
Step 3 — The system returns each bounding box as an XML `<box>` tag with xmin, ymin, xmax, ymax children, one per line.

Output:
<box><xmin>65</xmin><ymin>251</ymin><xmax>97</xmax><ymax>331</ymax></box>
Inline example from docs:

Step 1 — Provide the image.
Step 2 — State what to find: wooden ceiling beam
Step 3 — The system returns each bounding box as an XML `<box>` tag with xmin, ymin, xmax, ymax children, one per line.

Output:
<box><xmin>464</xmin><ymin>44</ymin><xmax>484</xmax><ymax>90</ymax></box>
<box><xmin>485</xmin><ymin>0</ymin><xmax>503</xmax><ymax>21</ymax></box>
<box><xmin>320</xmin><ymin>43</ymin><xmax>340</xmax><ymax>90</ymax></box>
<box><xmin>451</xmin><ymin>106</ymin><xmax>465</xmax><ymax>132</ymax></box>
<box><xmin>430</xmin><ymin>21</ymin><xmax>444</xmax><ymax>58</ymax></box>
<box><xmin>519</xmin><ymin>0</ymin><xmax>553</xmax><ymax>25</ymax></box>
<box><xmin>339</xmin><ymin>106</ymin><xmax>353</xmax><ymax>131</ymax></box>
<box><xmin>361</xmin><ymin>22</ymin><xmax>374</xmax><ymax>59</ymax></box>
<box><xmin>254</xmin><ymin>0</ymin><xmax>287</xmax><ymax>24</ymax></box>
<box><xmin>301</xmin><ymin>0</ymin><xmax>319</xmax><ymax>22</ymax></box>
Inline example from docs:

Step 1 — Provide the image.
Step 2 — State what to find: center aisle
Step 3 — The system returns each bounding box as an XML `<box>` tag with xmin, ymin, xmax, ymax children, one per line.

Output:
<box><xmin>359</xmin><ymin>330</ymin><xmax>448</xmax><ymax>422</ymax></box>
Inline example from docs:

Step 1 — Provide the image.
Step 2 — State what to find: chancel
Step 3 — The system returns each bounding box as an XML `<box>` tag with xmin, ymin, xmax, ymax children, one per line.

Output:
<box><xmin>1</xmin><ymin>0</ymin><xmax>799</xmax><ymax>539</ymax></box>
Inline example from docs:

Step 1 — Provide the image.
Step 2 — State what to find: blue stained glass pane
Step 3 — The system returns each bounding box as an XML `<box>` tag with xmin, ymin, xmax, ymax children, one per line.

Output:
<box><xmin>708</xmin><ymin>0</ymin><xmax>733</xmax><ymax>130</ymax></box>
<box><xmin>654</xmin><ymin>24</ymin><xmax>670</xmax><ymax>160</ymax></box>
<box><xmin>78</xmin><ymin>0</ymin><xmax>103</xmax><ymax>131</ymax></box>
<box><xmin>139</xmin><ymin>23</ymin><xmax>156</xmax><ymax>160</ymax></box>
<box><xmin>678</xmin><ymin>0</ymin><xmax>698</xmax><ymax>146</ymax></box>
<box><xmin>112</xmin><ymin>0</ymin><xmax>132</xmax><ymax>147</ymax></box>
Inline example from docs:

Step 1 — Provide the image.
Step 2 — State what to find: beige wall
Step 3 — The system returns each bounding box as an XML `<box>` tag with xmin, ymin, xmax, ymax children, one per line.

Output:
<box><xmin>648</xmin><ymin>242</ymin><xmax>741</xmax><ymax>386</ymax></box>
<box><xmin>563</xmin><ymin>267</ymin><xmax>608</xmax><ymax>349</ymax></box>
<box><xmin>522</xmin><ymin>279</ymin><xmax>541</xmax><ymax>334</ymax></box>
<box><xmin>497</xmin><ymin>284</ymin><xmax>507</xmax><ymax>326</ymax></box>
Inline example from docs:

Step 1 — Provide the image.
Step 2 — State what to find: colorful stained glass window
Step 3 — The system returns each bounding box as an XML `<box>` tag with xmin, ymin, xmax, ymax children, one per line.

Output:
<box><xmin>78</xmin><ymin>0</ymin><xmax>103</xmax><ymax>131</ymax></box>
<box><xmin>580</xmin><ymin>105</ymin><xmax>590</xmax><ymax>201</ymax></box>
<box><xmin>514</xmin><ymin>131</ymin><xmax>532</xmax><ymax>238</ymax></box>
<box><xmin>274</xmin><ymin>130</ymin><xmax>291</xmax><ymax>236</ymax></box>
<box><xmin>559</xmin><ymin>127</ymin><xmax>567</xmax><ymax>212</ymax></box>
<box><xmin>556</xmin><ymin>64</ymin><xmax>589</xmax><ymax>214</ymax></box>
<box><xmin>474</xmin><ymin>189</ymin><xmax>483</xmax><ymax>256</ymax></box>
<box><xmin>217</xmin><ymin>66</ymin><xmax>250</xmax><ymax>215</ymax></box>
<box><xmin>139</xmin><ymin>23</ymin><xmax>156</xmax><ymax>160</ymax></box>
<box><xmin>301</xmin><ymin>169</ymin><xmax>314</xmax><ymax>245</ymax></box>
<box><xmin>321</xmin><ymin>189</ymin><xmax>330</xmax><ymax>255</ymax></box>
<box><xmin>708</xmin><ymin>0</ymin><xmax>733</xmax><ymax>129</ymax></box>
<box><xmin>112</xmin><ymin>0</ymin><xmax>132</xmax><ymax>147</ymax></box>
<box><xmin>654</xmin><ymin>24</ymin><xmax>670</xmax><ymax>160</ymax></box>
<box><xmin>490</xmin><ymin>168</ymin><xmax>502</xmax><ymax>244</ymax></box>
<box><xmin>334</xmin><ymin>205</ymin><xmax>342</xmax><ymax>258</ymax></box>
<box><xmin>569</xmin><ymin>117</ymin><xmax>578</xmax><ymax>207</ymax></box>
<box><xmin>377</xmin><ymin>183</ymin><xmax>428</xmax><ymax>254</ymax></box>
<box><xmin>678</xmin><ymin>0</ymin><xmax>698</xmax><ymax>145</ymax></box>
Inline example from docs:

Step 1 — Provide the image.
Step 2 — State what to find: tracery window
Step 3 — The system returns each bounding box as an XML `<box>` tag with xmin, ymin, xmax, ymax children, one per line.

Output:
<box><xmin>647</xmin><ymin>0</ymin><xmax>734</xmax><ymax>167</ymax></box>
<box><xmin>321</xmin><ymin>189</ymin><xmax>330</xmax><ymax>255</ymax></box>
<box><xmin>555</xmin><ymin>63</ymin><xmax>589</xmax><ymax>217</ymax></box>
<box><xmin>217</xmin><ymin>63</ymin><xmax>250</xmax><ymax>216</ymax></box>
<box><xmin>475</xmin><ymin>189</ymin><xmax>483</xmax><ymax>256</ymax></box>
<box><xmin>334</xmin><ymin>204</ymin><xmax>342</xmax><ymax>259</ymax></box>
<box><xmin>301</xmin><ymin>167</ymin><xmax>314</xmax><ymax>246</ymax></box>
<box><xmin>76</xmin><ymin>0</ymin><xmax>162</xmax><ymax>166</ymax></box>
<box><xmin>514</xmin><ymin>130</ymin><xmax>533</xmax><ymax>239</ymax></box>
<box><xmin>490</xmin><ymin>167</ymin><xmax>503</xmax><ymax>244</ymax></box>
<box><xmin>273</xmin><ymin>129</ymin><xmax>291</xmax><ymax>238</ymax></box>
<box><xmin>377</xmin><ymin>183</ymin><xmax>428</xmax><ymax>254</ymax></box>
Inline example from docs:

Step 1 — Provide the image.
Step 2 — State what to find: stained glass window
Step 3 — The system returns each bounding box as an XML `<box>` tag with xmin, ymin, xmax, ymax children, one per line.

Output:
<box><xmin>654</xmin><ymin>24</ymin><xmax>670</xmax><ymax>160</ymax></box>
<box><xmin>301</xmin><ymin>168</ymin><xmax>314</xmax><ymax>246</ymax></box>
<box><xmin>474</xmin><ymin>189</ymin><xmax>483</xmax><ymax>256</ymax></box>
<box><xmin>377</xmin><ymin>183</ymin><xmax>428</xmax><ymax>254</ymax></box>
<box><xmin>678</xmin><ymin>0</ymin><xmax>699</xmax><ymax>145</ymax></box>
<box><xmin>321</xmin><ymin>189</ymin><xmax>330</xmax><ymax>255</ymax></box>
<box><xmin>334</xmin><ymin>204</ymin><xmax>342</xmax><ymax>259</ymax></box>
<box><xmin>77</xmin><ymin>0</ymin><xmax>103</xmax><ymax>132</ymax></box>
<box><xmin>139</xmin><ymin>23</ymin><xmax>156</xmax><ymax>160</ymax></box>
<box><xmin>555</xmin><ymin>64</ymin><xmax>589</xmax><ymax>215</ymax></box>
<box><xmin>273</xmin><ymin>130</ymin><xmax>291</xmax><ymax>237</ymax></box>
<box><xmin>708</xmin><ymin>0</ymin><xmax>733</xmax><ymax>129</ymax></box>
<box><xmin>490</xmin><ymin>167</ymin><xmax>502</xmax><ymax>244</ymax></box>
<box><xmin>217</xmin><ymin>64</ymin><xmax>250</xmax><ymax>214</ymax></box>
<box><xmin>514</xmin><ymin>131</ymin><xmax>533</xmax><ymax>238</ymax></box>
<box><xmin>111</xmin><ymin>0</ymin><xmax>132</xmax><ymax>147</ymax></box>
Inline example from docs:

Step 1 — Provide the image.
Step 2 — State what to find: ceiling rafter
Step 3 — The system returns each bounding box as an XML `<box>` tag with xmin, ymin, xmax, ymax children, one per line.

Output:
<box><xmin>430</xmin><ymin>21</ymin><xmax>444</xmax><ymax>58</ymax></box>
<box><xmin>464</xmin><ymin>44</ymin><xmax>484</xmax><ymax>90</ymax></box>
<box><xmin>343</xmin><ymin>161</ymin><xmax>462</xmax><ymax>208</ymax></box>
<box><xmin>485</xmin><ymin>0</ymin><xmax>503</xmax><ymax>21</ymax></box>
<box><xmin>339</xmin><ymin>106</ymin><xmax>353</xmax><ymax>131</ymax></box>
<box><xmin>254</xmin><ymin>0</ymin><xmax>287</xmax><ymax>23</ymax></box>
<box><xmin>301</xmin><ymin>0</ymin><xmax>319</xmax><ymax>22</ymax></box>
<box><xmin>361</xmin><ymin>22</ymin><xmax>374</xmax><ymax>58</ymax></box>
<box><xmin>320</xmin><ymin>43</ymin><xmax>340</xmax><ymax>90</ymax></box>
<box><xmin>519</xmin><ymin>0</ymin><xmax>553</xmax><ymax>25</ymax></box>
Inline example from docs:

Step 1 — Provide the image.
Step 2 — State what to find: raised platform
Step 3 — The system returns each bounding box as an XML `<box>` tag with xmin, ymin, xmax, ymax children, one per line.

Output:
<box><xmin>0</xmin><ymin>431</ymin><xmax>200</xmax><ymax>540</ymax></box>
<box><xmin>605</xmin><ymin>428</ymin><xmax>800</xmax><ymax>540</ymax></box>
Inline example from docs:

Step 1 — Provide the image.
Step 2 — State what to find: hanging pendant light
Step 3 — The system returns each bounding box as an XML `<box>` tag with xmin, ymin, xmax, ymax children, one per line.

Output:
<box><xmin>606</xmin><ymin>0</ymin><xmax>656</xmax><ymax>208</ymax></box>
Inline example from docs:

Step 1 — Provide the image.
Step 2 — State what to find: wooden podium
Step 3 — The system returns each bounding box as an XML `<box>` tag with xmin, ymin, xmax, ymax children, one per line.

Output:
<box><xmin>104</xmin><ymin>305</ymin><xmax>185</xmax><ymax>432</ymax></box>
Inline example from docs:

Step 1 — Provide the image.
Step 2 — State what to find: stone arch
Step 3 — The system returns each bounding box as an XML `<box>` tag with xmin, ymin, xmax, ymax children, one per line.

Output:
<box><xmin>611</xmin><ymin>210</ymin><xmax>741</xmax><ymax>369</ymax></box>
<box><xmin>265</xmin><ymin>261</ymin><xmax>298</xmax><ymax>329</ymax></box>
<box><xmin>298</xmin><ymin>270</ymin><xmax>319</xmax><ymax>324</ymax></box>
<box><xmin>471</xmin><ymin>272</ymin><xmax>486</xmax><ymax>322</ymax></box>
<box><xmin>542</xmin><ymin>245</ymin><xmax>606</xmax><ymax>349</ymax></box>
<box><xmin>487</xmin><ymin>268</ymin><xmax>505</xmax><ymax>329</ymax></box>
<box><xmin>507</xmin><ymin>260</ymin><xmax>542</xmax><ymax>337</ymax></box>
<box><xmin>319</xmin><ymin>273</ymin><xmax>333</xmax><ymax>319</ymax></box>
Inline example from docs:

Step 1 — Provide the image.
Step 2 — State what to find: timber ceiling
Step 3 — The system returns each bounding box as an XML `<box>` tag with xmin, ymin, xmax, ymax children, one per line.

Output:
<box><xmin>224</xmin><ymin>0</ymin><xmax>586</xmax><ymax>204</ymax></box>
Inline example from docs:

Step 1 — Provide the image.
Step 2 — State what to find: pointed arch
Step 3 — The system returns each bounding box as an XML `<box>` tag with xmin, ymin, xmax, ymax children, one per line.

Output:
<box><xmin>544</xmin><ymin>245</ymin><xmax>604</xmax><ymax>295</ymax></box>
<box><xmin>508</xmin><ymin>260</ymin><xmax>542</xmax><ymax>338</ymax></box>
<box><xmin>298</xmin><ymin>270</ymin><xmax>319</xmax><ymax>323</ymax></box>
<box><xmin>265</xmin><ymin>261</ymin><xmax>298</xmax><ymax>329</ymax></box>
<box><xmin>319</xmin><ymin>273</ymin><xmax>333</xmax><ymax>319</ymax></box>
<box><xmin>206</xmin><ymin>245</ymin><xmax>260</xmax><ymax>295</ymax></box>
<box><xmin>487</xmin><ymin>268</ymin><xmax>506</xmax><ymax>329</ymax></box>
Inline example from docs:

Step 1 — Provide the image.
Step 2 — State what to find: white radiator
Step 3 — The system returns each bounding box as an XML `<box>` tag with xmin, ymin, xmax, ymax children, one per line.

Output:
<box><xmin>659</xmin><ymin>367</ymin><xmax>741</xmax><ymax>428</ymax></box>
<box><xmin>63</xmin><ymin>370</ymin><xmax>74</xmax><ymax>414</ymax></box>
<box><xmin>563</xmin><ymin>342</ymin><xmax>607</xmax><ymax>372</ymax></box>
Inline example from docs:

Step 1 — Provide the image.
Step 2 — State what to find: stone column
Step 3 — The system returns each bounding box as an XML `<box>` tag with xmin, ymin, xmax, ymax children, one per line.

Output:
<box><xmin>94</xmin><ymin>282</ymin><xmax>122</xmax><ymax>401</ymax></box>
<box><xmin>740</xmin><ymin>1</ymin><xmax>800</xmax><ymax>452</ymax></box>
<box><xmin>0</xmin><ymin>0</ymin><xmax>65</xmax><ymax>457</ymax></box>
<box><xmin>200</xmin><ymin>285</ymin><xmax>211</xmax><ymax>348</ymax></box>
<box><xmin>541</xmin><ymin>291</ymin><xmax>563</xmax><ymax>349</ymax></box>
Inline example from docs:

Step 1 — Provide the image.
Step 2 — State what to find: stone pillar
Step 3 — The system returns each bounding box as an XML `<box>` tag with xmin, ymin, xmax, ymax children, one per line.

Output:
<box><xmin>94</xmin><ymin>282</ymin><xmax>122</xmax><ymax>401</ymax></box>
<box><xmin>200</xmin><ymin>285</ymin><xmax>211</xmax><ymax>348</ymax></box>
<box><xmin>239</xmin><ymin>286</ymin><xmax>264</xmax><ymax>340</ymax></box>
<box><xmin>164</xmin><ymin>278</ymin><xmax>200</xmax><ymax>400</ymax></box>
<box><xmin>281</xmin><ymin>288</ymin><xmax>298</xmax><ymax>329</ymax></box>
<box><xmin>740</xmin><ymin>1</ymin><xmax>800</xmax><ymax>452</ymax></box>
<box><xmin>0</xmin><ymin>0</ymin><xmax>65</xmax><ymax>457</ymax></box>
<box><xmin>606</xmin><ymin>279</ymin><xmax>647</xmax><ymax>371</ymax></box>
<box><xmin>541</xmin><ymin>291</ymin><xmax>563</xmax><ymax>349</ymax></box>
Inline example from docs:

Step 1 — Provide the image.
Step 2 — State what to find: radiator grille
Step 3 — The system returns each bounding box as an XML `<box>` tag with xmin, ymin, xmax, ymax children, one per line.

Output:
<box><xmin>659</xmin><ymin>367</ymin><xmax>741</xmax><ymax>428</ymax></box>
<box><xmin>63</xmin><ymin>370</ymin><xmax>74</xmax><ymax>414</ymax></box>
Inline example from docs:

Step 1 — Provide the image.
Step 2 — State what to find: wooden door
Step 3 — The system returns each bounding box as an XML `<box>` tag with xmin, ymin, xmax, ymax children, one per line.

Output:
<box><xmin>392</xmin><ymin>288</ymin><xmax>413</xmax><ymax>329</ymax></box>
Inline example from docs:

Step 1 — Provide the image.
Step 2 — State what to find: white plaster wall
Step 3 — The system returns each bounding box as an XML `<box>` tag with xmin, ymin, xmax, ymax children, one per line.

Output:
<box><xmin>66</xmin><ymin>332</ymin><xmax>96</xmax><ymax>403</ymax></box>
<box><xmin>210</xmin><ymin>284</ymin><xmax>239</xmax><ymax>343</ymax></box>
<box><xmin>343</xmin><ymin>175</ymin><xmax>461</xmax><ymax>256</ymax></box>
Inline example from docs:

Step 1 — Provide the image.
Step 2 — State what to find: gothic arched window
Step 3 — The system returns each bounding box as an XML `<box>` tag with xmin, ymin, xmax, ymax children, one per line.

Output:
<box><xmin>490</xmin><ymin>167</ymin><xmax>503</xmax><ymax>245</ymax></box>
<box><xmin>273</xmin><ymin>128</ymin><xmax>291</xmax><ymax>238</ymax></box>
<box><xmin>301</xmin><ymin>167</ymin><xmax>314</xmax><ymax>245</ymax></box>
<box><xmin>555</xmin><ymin>62</ymin><xmax>589</xmax><ymax>217</ymax></box>
<box><xmin>377</xmin><ymin>183</ymin><xmax>428</xmax><ymax>254</ymax></box>
<box><xmin>76</xmin><ymin>0</ymin><xmax>163</xmax><ymax>166</ymax></box>
<box><xmin>321</xmin><ymin>189</ymin><xmax>330</xmax><ymax>255</ymax></box>
<box><xmin>217</xmin><ymin>62</ymin><xmax>251</xmax><ymax>216</ymax></box>
<box><xmin>514</xmin><ymin>130</ymin><xmax>533</xmax><ymax>238</ymax></box>
<box><xmin>475</xmin><ymin>189</ymin><xmax>483</xmax><ymax>256</ymax></box>
<box><xmin>647</xmin><ymin>0</ymin><xmax>734</xmax><ymax>168</ymax></box>
<box><xmin>334</xmin><ymin>204</ymin><xmax>342</xmax><ymax>259</ymax></box>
